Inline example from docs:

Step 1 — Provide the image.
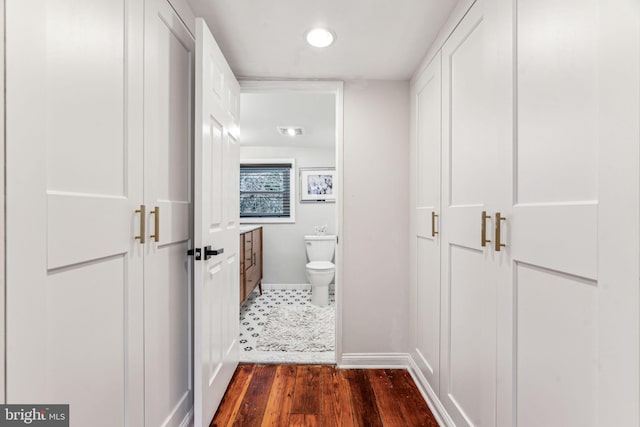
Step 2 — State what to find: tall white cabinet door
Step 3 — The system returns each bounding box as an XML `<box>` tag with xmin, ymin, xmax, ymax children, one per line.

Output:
<box><xmin>410</xmin><ymin>53</ymin><xmax>442</xmax><ymax>395</ymax></box>
<box><xmin>143</xmin><ymin>1</ymin><xmax>194</xmax><ymax>426</ymax></box>
<box><xmin>505</xmin><ymin>0</ymin><xmax>640</xmax><ymax>425</ymax></box>
<box><xmin>5</xmin><ymin>1</ymin><xmax>145</xmax><ymax>426</ymax></box>
<box><xmin>193</xmin><ymin>17</ymin><xmax>241</xmax><ymax>427</ymax></box>
<box><xmin>440</xmin><ymin>2</ymin><xmax>497</xmax><ymax>426</ymax></box>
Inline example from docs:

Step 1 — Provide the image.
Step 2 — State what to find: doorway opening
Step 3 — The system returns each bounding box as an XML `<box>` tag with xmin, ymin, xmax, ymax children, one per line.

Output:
<box><xmin>238</xmin><ymin>81</ymin><xmax>343</xmax><ymax>364</ymax></box>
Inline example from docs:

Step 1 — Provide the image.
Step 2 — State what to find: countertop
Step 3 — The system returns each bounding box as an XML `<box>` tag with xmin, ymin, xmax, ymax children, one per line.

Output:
<box><xmin>239</xmin><ymin>225</ymin><xmax>262</xmax><ymax>233</ymax></box>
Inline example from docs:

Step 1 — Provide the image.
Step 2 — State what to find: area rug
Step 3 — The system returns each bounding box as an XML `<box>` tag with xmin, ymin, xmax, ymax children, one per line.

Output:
<box><xmin>256</xmin><ymin>305</ymin><xmax>335</xmax><ymax>352</ymax></box>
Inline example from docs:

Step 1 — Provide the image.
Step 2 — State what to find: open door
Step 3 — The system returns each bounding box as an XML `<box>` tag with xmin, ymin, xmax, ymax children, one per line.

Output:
<box><xmin>193</xmin><ymin>17</ymin><xmax>241</xmax><ymax>427</ymax></box>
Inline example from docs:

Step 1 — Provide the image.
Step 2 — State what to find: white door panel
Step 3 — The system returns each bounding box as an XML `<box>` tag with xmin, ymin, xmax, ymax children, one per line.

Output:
<box><xmin>194</xmin><ymin>17</ymin><xmax>240</xmax><ymax>427</ymax></box>
<box><xmin>46</xmin><ymin>193</ymin><xmax>131</xmax><ymax>269</ymax></box>
<box><xmin>441</xmin><ymin>3</ymin><xmax>495</xmax><ymax>426</ymax></box>
<box><xmin>515</xmin><ymin>264</ymin><xmax>597</xmax><ymax>427</ymax></box>
<box><xmin>412</xmin><ymin>53</ymin><xmax>442</xmax><ymax>393</ymax></box>
<box><xmin>144</xmin><ymin>1</ymin><xmax>194</xmax><ymax>425</ymax></box>
<box><xmin>511</xmin><ymin>203</ymin><xmax>597</xmax><ymax>280</ymax></box>
<box><xmin>6</xmin><ymin>1</ymin><xmax>145</xmax><ymax>426</ymax></box>
<box><xmin>448</xmin><ymin>245</ymin><xmax>494</xmax><ymax>427</ymax></box>
<box><xmin>516</xmin><ymin>0</ymin><xmax>598</xmax><ymax>205</ymax></box>
<box><xmin>509</xmin><ymin>1</ymin><xmax>600</xmax><ymax>424</ymax></box>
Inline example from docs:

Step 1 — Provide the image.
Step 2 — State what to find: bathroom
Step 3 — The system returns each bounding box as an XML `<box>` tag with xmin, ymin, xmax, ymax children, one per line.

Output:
<box><xmin>237</xmin><ymin>87</ymin><xmax>338</xmax><ymax>363</ymax></box>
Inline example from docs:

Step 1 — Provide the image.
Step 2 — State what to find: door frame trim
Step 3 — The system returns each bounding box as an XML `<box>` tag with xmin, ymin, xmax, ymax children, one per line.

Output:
<box><xmin>238</xmin><ymin>80</ymin><xmax>344</xmax><ymax>363</ymax></box>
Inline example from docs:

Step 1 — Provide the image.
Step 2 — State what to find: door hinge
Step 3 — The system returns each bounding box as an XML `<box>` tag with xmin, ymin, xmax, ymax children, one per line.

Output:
<box><xmin>187</xmin><ymin>247</ymin><xmax>202</xmax><ymax>260</ymax></box>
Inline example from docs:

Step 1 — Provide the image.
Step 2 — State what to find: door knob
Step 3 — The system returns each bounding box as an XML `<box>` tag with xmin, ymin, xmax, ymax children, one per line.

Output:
<box><xmin>204</xmin><ymin>245</ymin><xmax>224</xmax><ymax>260</ymax></box>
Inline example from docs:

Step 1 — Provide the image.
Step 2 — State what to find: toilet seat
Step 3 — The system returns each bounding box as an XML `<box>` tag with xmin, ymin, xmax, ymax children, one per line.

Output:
<box><xmin>306</xmin><ymin>261</ymin><xmax>334</xmax><ymax>271</ymax></box>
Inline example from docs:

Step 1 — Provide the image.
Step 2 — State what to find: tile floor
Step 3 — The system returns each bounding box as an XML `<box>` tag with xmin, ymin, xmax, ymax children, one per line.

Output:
<box><xmin>239</xmin><ymin>284</ymin><xmax>336</xmax><ymax>363</ymax></box>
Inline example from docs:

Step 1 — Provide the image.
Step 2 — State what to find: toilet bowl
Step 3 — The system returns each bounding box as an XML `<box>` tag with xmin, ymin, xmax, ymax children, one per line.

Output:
<box><xmin>304</xmin><ymin>235</ymin><xmax>336</xmax><ymax>307</ymax></box>
<box><xmin>306</xmin><ymin>261</ymin><xmax>335</xmax><ymax>306</ymax></box>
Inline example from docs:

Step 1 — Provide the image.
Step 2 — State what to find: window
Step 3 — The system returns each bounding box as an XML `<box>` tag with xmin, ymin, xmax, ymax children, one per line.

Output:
<box><xmin>240</xmin><ymin>160</ymin><xmax>295</xmax><ymax>223</ymax></box>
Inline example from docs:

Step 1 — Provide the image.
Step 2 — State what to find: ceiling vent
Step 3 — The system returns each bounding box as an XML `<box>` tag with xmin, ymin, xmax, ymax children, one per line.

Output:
<box><xmin>277</xmin><ymin>126</ymin><xmax>304</xmax><ymax>136</ymax></box>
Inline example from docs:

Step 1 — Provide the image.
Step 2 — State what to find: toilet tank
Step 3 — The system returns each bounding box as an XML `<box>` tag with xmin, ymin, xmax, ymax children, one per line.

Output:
<box><xmin>304</xmin><ymin>235</ymin><xmax>336</xmax><ymax>262</ymax></box>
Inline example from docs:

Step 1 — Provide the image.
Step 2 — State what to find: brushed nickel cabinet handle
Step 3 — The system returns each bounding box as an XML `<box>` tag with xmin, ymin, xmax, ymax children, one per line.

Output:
<box><xmin>481</xmin><ymin>210</ymin><xmax>491</xmax><ymax>247</ymax></box>
<box><xmin>431</xmin><ymin>211</ymin><xmax>439</xmax><ymax>237</ymax></box>
<box><xmin>495</xmin><ymin>212</ymin><xmax>507</xmax><ymax>251</ymax></box>
<box><xmin>150</xmin><ymin>206</ymin><xmax>160</xmax><ymax>242</ymax></box>
<box><xmin>135</xmin><ymin>205</ymin><xmax>146</xmax><ymax>244</ymax></box>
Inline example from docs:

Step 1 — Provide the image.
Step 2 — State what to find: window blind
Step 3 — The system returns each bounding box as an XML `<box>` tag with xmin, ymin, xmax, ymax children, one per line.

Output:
<box><xmin>240</xmin><ymin>163</ymin><xmax>292</xmax><ymax>218</ymax></box>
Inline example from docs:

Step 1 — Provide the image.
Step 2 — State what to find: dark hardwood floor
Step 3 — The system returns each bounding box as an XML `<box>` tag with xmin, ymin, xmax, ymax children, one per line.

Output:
<box><xmin>211</xmin><ymin>364</ymin><xmax>439</xmax><ymax>426</ymax></box>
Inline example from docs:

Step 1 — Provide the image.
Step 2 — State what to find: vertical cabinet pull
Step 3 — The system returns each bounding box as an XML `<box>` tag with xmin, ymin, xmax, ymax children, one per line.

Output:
<box><xmin>135</xmin><ymin>205</ymin><xmax>146</xmax><ymax>244</ymax></box>
<box><xmin>481</xmin><ymin>211</ymin><xmax>491</xmax><ymax>247</ymax></box>
<box><xmin>495</xmin><ymin>212</ymin><xmax>507</xmax><ymax>251</ymax></box>
<box><xmin>431</xmin><ymin>211</ymin><xmax>439</xmax><ymax>237</ymax></box>
<box><xmin>150</xmin><ymin>206</ymin><xmax>160</xmax><ymax>242</ymax></box>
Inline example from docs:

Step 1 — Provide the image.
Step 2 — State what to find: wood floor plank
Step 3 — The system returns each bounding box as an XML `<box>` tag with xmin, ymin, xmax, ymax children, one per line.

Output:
<box><xmin>260</xmin><ymin>365</ymin><xmax>297</xmax><ymax>427</ymax></box>
<box><xmin>212</xmin><ymin>364</ymin><xmax>438</xmax><ymax>427</ymax></box>
<box><xmin>367</xmin><ymin>369</ymin><xmax>409</xmax><ymax>427</ymax></box>
<box><xmin>320</xmin><ymin>366</ymin><xmax>355</xmax><ymax>427</ymax></box>
<box><xmin>385</xmin><ymin>369</ymin><xmax>439</xmax><ymax>427</ymax></box>
<box><xmin>233</xmin><ymin>364</ymin><xmax>278</xmax><ymax>427</ymax></box>
<box><xmin>210</xmin><ymin>364</ymin><xmax>255</xmax><ymax>427</ymax></box>
<box><xmin>343</xmin><ymin>369</ymin><xmax>384</xmax><ymax>427</ymax></box>
<box><xmin>291</xmin><ymin>365</ymin><xmax>321</xmax><ymax>414</ymax></box>
<box><xmin>289</xmin><ymin>414</ymin><xmax>319</xmax><ymax>427</ymax></box>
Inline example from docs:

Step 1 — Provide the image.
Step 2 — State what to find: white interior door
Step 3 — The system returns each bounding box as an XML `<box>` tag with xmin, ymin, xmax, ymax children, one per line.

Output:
<box><xmin>440</xmin><ymin>2</ymin><xmax>497</xmax><ymax>426</ymax></box>
<box><xmin>193</xmin><ymin>17</ymin><xmax>241</xmax><ymax>427</ymax></box>
<box><xmin>143</xmin><ymin>1</ymin><xmax>194</xmax><ymax>426</ymax></box>
<box><xmin>411</xmin><ymin>52</ymin><xmax>442</xmax><ymax>395</ymax></box>
<box><xmin>5</xmin><ymin>1</ymin><xmax>145</xmax><ymax>426</ymax></box>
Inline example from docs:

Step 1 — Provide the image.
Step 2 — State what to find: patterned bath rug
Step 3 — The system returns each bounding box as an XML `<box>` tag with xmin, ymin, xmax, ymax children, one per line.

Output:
<box><xmin>256</xmin><ymin>305</ymin><xmax>335</xmax><ymax>352</ymax></box>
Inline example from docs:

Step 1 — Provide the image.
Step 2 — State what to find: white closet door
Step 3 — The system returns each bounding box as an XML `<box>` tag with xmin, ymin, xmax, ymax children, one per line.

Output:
<box><xmin>193</xmin><ymin>17</ymin><xmax>241</xmax><ymax>427</ymax></box>
<box><xmin>143</xmin><ymin>1</ymin><xmax>194</xmax><ymax>426</ymax></box>
<box><xmin>5</xmin><ymin>1</ymin><xmax>145</xmax><ymax>426</ymax></box>
<box><xmin>502</xmin><ymin>0</ymin><xmax>640</xmax><ymax>425</ymax></box>
<box><xmin>411</xmin><ymin>52</ymin><xmax>442</xmax><ymax>394</ymax></box>
<box><xmin>440</xmin><ymin>2</ymin><xmax>497</xmax><ymax>426</ymax></box>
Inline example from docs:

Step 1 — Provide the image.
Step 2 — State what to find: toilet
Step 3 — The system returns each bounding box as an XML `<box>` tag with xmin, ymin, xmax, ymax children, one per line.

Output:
<box><xmin>304</xmin><ymin>235</ymin><xmax>336</xmax><ymax>307</ymax></box>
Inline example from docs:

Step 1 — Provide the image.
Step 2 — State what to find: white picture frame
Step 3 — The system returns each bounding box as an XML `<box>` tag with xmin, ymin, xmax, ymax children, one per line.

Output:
<box><xmin>299</xmin><ymin>167</ymin><xmax>336</xmax><ymax>203</ymax></box>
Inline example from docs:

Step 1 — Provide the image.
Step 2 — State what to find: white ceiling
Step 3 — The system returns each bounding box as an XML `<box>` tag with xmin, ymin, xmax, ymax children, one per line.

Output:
<box><xmin>186</xmin><ymin>0</ymin><xmax>458</xmax><ymax>80</ymax></box>
<box><xmin>240</xmin><ymin>92</ymin><xmax>335</xmax><ymax>148</ymax></box>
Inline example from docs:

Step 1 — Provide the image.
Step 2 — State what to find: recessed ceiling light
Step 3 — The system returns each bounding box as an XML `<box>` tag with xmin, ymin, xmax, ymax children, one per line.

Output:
<box><xmin>277</xmin><ymin>126</ymin><xmax>304</xmax><ymax>136</ymax></box>
<box><xmin>305</xmin><ymin>28</ymin><xmax>335</xmax><ymax>48</ymax></box>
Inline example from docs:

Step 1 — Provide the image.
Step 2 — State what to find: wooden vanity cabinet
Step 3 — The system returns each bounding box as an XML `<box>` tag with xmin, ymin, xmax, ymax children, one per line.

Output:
<box><xmin>240</xmin><ymin>227</ymin><xmax>263</xmax><ymax>305</ymax></box>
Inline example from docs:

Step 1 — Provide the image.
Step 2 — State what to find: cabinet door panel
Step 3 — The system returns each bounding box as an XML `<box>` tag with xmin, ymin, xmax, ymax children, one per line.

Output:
<box><xmin>440</xmin><ymin>3</ymin><xmax>496</xmax><ymax>426</ymax></box>
<box><xmin>143</xmin><ymin>1</ymin><xmax>195</xmax><ymax>426</ymax></box>
<box><xmin>412</xmin><ymin>52</ymin><xmax>442</xmax><ymax>394</ymax></box>
<box><xmin>6</xmin><ymin>1</ymin><xmax>144</xmax><ymax>426</ymax></box>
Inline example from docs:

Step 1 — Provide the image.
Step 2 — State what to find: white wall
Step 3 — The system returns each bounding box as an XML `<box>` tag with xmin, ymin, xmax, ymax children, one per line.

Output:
<box><xmin>342</xmin><ymin>80</ymin><xmax>410</xmax><ymax>354</ymax></box>
<box><xmin>240</xmin><ymin>146</ymin><xmax>336</xmax><ymax>284</ymax></box>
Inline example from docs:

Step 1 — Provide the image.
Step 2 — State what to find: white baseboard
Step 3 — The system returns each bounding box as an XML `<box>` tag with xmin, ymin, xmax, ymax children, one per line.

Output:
<box><xmin>338</xmin><ymin>352</ymin><xmax>412</xmax><ymax>369</ymax></box>
<box><xmin>407</xmin><ymin>355</ymin><xmax>455</xmax><ymax>427</ymax></box>
<box><xmin>179</xmin><ymin>409</ymin><xmax>193</xmax><ymax>427</ymax></box>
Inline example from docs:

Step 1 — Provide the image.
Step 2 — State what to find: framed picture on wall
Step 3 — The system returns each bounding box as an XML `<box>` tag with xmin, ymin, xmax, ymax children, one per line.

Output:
<box><xmin>299</xmin><ymin>168</ymin><xmax>336</xmax><ymax>203</ymax></box>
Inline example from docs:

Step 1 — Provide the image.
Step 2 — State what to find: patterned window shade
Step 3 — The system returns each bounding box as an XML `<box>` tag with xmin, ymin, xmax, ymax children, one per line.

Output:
<box><xmin>240</xmin><ymin>163</ymin><xmax>292</xmax><ymax>218</ymax></box>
